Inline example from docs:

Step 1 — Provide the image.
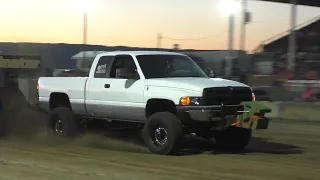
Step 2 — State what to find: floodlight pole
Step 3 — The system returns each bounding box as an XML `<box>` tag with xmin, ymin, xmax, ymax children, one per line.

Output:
<box><xmin>228</xmin><ymin>14</ymin><xmax>235</xmax><ymax>50</ymax></box>
<box><xmin>83</xmin><ymin>12</ymin><xmax>88</xmax><ymax>45</ymax></box>
<box><xmin>83</xmin><ymin>12</ymin><xmax>88</xmax><ymax>65</ymax></box>
<box><xmin>239</xmin><ymin>0</ymin><xmax>248</xmax><ymax>51</ymax></box>
<box><xmin>288</xmin><ymin>0</ymin><xmax>297</xmax><ymax>72</ymax></box>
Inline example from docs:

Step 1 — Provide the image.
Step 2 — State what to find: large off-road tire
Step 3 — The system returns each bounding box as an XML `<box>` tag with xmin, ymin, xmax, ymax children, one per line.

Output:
<box><xmin>142</xmin><ymin>112</ymin><xmax>183</xmax><ymax>155</ymax></box>
<box><xmin>215</xmin><ymin>126</ymin><xmax>252</xmax><ymax>153</ymax></box>
<box><xmin>47</xmin><ymin>107</ymin><xmax>80</xmax><ymax>137</ymax></box>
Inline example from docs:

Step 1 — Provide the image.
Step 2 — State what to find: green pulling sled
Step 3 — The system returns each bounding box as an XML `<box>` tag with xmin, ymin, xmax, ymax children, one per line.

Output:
<box><xmin>235</xmin><ymin>101</ymin><xmax>272</xmax><ymax>130</ymax></box>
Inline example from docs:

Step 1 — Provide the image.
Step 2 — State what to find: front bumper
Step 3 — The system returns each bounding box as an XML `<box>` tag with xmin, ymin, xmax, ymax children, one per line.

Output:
<box><xmin>176</xmin><ymin>104</ymin><xmax>247</xmax><ymax>122</ymax></box>
<box><xmin>176</xmin><ymin>101</ymin><xmax>272</xmax><ymax>130</ymax></box>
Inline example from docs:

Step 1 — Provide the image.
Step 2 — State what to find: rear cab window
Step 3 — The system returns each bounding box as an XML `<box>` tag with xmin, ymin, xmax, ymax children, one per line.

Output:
<box><xmin>94</xmin><ymin>56</ymin><xmax>114</xmax><ymax>78</ymax></box>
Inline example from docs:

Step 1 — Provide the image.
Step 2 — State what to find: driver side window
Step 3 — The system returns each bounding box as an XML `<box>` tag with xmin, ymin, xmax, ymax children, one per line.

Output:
<box><xmin>110</xmin><ymin>55</ymin><xmax>139</xmax><ymax>79</ymax></box>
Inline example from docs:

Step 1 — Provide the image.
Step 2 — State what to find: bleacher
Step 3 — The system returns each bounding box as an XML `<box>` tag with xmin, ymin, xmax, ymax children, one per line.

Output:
<box><xmin>253</xmin><ymin>16</ymin><xmax>320</xmax><ymax>80</ymax></box>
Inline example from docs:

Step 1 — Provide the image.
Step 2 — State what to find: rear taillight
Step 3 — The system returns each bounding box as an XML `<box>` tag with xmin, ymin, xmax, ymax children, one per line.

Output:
<box><xmin>36</xmin><ymin>84</ymin><xmax>39</xmax><ymax>101</ymax></box>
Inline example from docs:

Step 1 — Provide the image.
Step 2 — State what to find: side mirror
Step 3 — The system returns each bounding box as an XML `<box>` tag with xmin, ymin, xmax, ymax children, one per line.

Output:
<box><xmin>205</xmin><ymin>68</ymin><xmax>215</xmax><ymax>78</ymax></box>
<box><xmin>116</xmin><ymin>68</ymin><xmax>139</xmax><ymax>79</ymax></box>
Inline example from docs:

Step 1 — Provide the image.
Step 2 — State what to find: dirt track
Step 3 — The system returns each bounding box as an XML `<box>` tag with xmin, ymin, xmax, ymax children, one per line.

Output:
<box><xmin>0</xmin><ymin>84</ymin><xmax>320</xmax><ymax>180</ymax></box>
<box><xmin>0</xmin><ymin>120</ymin><xmax>318</xmax><ymax>180</ymax></box>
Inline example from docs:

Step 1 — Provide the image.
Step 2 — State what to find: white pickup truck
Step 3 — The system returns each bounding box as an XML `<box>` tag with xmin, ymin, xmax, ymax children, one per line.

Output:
<box><xmin>37</xmin><ymin>51</ymin><xmax>260</xmax><ymax>155</ymax></box>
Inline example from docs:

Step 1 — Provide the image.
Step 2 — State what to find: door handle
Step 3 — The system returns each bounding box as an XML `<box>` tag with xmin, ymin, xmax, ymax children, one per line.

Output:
<box><xmin>104</xmin><ymin>84</ymin><xmax>110</xmax><ymax>88</ymax></box>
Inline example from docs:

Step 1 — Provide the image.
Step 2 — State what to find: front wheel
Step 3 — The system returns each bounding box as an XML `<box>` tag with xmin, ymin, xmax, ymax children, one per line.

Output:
<box><xmin>142</xmin><ymin>112</ymin><xmax>183</xmax><ymax>155</ymax></box>
<box><xmin>215</xmin><ymin>126</ymin><xmax>252</xmax><ymax>153</ymax></box>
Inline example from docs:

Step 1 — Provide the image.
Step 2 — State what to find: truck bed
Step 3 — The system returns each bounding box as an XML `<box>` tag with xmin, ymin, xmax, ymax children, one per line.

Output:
<box><xmin>38</xmin><ymin>77</ymin><xmax>88</xmax><ymax>115</ymax></box>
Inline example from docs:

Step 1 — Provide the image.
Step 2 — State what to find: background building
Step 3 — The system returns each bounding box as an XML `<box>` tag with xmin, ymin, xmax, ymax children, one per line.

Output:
<box><xmin>253</xmin><ymin>16</ymin><xmax>320</xmax><ymax>79</ymax></box>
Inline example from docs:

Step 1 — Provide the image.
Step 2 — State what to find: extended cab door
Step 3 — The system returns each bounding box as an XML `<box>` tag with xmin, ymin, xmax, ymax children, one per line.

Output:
<box><xmin>85</xmin><ymin>55</ymin><xmax>114</xmax><ymax>116</ymax></box>
<box><xmin>86</xmin><ymin>54</ymin><xmax>146</xmax><ymax>122</ymax></box>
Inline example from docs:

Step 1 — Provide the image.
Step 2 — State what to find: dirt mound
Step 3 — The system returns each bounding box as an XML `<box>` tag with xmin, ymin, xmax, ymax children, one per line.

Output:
<box><xmin>0</xmin><ymin>81</ymin><xmax>47</xmax><ymax>137</ymax></box>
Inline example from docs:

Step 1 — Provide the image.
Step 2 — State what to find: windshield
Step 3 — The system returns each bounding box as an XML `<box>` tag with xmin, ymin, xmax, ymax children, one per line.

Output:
<box><xmin>136</xmin><ymin>54</ymin><xmax>208</xmax><ymax>79</ymax></box>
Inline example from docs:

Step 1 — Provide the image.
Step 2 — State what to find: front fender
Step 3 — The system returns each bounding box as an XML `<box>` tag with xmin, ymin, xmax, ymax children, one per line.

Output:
<box><xmin>144</xmin><ymin>86</ymin><xmax>202</xmax><ymax>104</ymax></box>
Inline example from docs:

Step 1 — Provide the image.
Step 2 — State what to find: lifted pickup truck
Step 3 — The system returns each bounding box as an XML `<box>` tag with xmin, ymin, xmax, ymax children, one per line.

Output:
<box><xmin>37</xmin><ymin>51</ymin><xmax>271</xmax><ymax>155</ymax></box>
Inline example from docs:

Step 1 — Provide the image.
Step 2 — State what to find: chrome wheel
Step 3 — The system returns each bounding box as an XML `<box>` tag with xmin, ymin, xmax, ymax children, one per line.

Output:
<box><xmin>152</xmin><ymin>127</ymin><xmax>168</xmax><ymax>146</ymax></box>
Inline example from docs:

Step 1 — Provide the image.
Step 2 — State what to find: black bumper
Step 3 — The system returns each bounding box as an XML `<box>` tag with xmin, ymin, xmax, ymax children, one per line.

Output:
<box><xmin>176</xmin><ymin>104</ymin><xmax>247</xmax><ymax>123</ymax></box>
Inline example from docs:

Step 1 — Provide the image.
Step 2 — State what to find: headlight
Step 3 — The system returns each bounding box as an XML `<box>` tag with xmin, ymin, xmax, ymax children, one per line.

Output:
<box><xmin>179</xmin><ymin>96</ymin><xmax>202</xmax><ymax>106</ymax></box>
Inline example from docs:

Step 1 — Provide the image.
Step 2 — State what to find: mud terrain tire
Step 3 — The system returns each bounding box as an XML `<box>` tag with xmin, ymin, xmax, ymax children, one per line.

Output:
<box><xmin>142</xmin><ymin>112</ymin><xmax>183</xmax><ymax>155</ymax></box>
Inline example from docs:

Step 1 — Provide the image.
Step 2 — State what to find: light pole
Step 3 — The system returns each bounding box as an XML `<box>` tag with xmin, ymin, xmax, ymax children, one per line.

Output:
<box><xmin>218</xmin><ymin>0</ymin><xmax>240</xmax><ymax>75</ymax></box>
<box><xmin>228</xmin><ymin>14</ymin><xmax>235</xmax><ymax>50</ymax></box>
<box><xmin>82</xmin><ymin>12</ymin><xmax>88</xmax><ymax>64</ymax></box>
<box><xmin>83</xmin><ymin>12</ymin><xmax>88</xmax><ymax>45</ymax></box>
<box><xmin>288</xmin><ymin>0</ymin><xmax>297</xmax><ymax>72</ymax></box>
<box><xmin>157</xmin><ymin>33</ymin><xmax>162</xmax><ymax>48</ymax></box>
<box><xmin>239</xmin><ymin>0</ymin><xmax>247</xmax><ymax>51</ymax></box>
<box><xmin>74</xmin><ymin>0</ymin><xmax>90</xmax><ymax>45</ymax></box>
<box><xmin>218</xmin><ymin>0</ymin><xmax>240</xmax><ymax>50</ymax></box>
<box><xmin>73</xmin><ymin>0</ymin><xmax>91</xmax><ymax>69</ymax></box>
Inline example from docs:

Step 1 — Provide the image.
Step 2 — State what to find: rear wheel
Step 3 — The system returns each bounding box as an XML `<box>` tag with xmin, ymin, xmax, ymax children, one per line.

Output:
<box><xmin>142</xmin><ymin>112</ymin><xmax>183</xmax><ymax>155</ymax></box>
<box><xmin>215</xmin><ymin>126</ymin><xmax>252</xmax><ymax>153</ymax></box>
<box><xmin>47</xmin><ymin>107</ymin><xmax>80</xmax><ymax>137</ymax></box>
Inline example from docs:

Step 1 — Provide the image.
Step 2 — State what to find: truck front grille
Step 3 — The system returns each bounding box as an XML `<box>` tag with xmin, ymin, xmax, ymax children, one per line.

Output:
<box><xmin>202</xmin><ymin>86</ymin><xmax>252</xmax><ymax>105</ymax></box>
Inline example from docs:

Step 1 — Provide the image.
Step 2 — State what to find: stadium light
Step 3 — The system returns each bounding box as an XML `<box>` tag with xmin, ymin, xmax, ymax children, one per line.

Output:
<box><xmin>218</xmin><ymin>0</ymin><xmax>240</xmax><ymax>17</ymax></box>
<box><xmin>73</xmin><ymin>0</ymin><xmax>92</xmax><ymax>14</ymax></box>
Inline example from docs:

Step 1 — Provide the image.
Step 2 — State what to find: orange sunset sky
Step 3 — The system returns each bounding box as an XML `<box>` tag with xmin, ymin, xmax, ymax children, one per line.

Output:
<box><xmin>0</xmin><ymin>0</ymin><xmax>319</xmax><ymax>51</ymax></box>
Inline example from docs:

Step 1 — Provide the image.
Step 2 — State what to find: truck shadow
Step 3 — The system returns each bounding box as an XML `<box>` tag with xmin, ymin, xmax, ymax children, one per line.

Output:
<box><xmin>178</xmin><ymin>136</ymin><xmax>305</xmax><ymax>156</ymax></box>
<box><xmin>241</xmin><ymin>137</ymin><xmax>306</xmax><ymax>155</ymax></box>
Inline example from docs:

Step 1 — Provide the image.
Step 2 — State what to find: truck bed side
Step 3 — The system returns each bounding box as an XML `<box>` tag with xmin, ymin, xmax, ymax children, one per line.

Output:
<box><xmin>38</xmin><ymin>77</ymin><xmax>88</xmax><ymax>115</ymax></box>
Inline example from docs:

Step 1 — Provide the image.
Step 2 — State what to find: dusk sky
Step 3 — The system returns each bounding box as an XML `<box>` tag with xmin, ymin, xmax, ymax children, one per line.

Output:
<box><xmin>0</xmin><ymin>0</ymin><xmax>319</xmax><ymax>51</ymax></box>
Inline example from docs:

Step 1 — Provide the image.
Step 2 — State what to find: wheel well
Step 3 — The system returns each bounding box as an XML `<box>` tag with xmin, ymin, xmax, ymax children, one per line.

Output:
<box><xmin>49</xmin><ymin>93</ymin><xmax>72</xmax><ymax>110</ymax></box>
<box><xmin>145</xmin><ymin>99</ymin><xmax>177</xmax><ymax>118</ymax></box>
